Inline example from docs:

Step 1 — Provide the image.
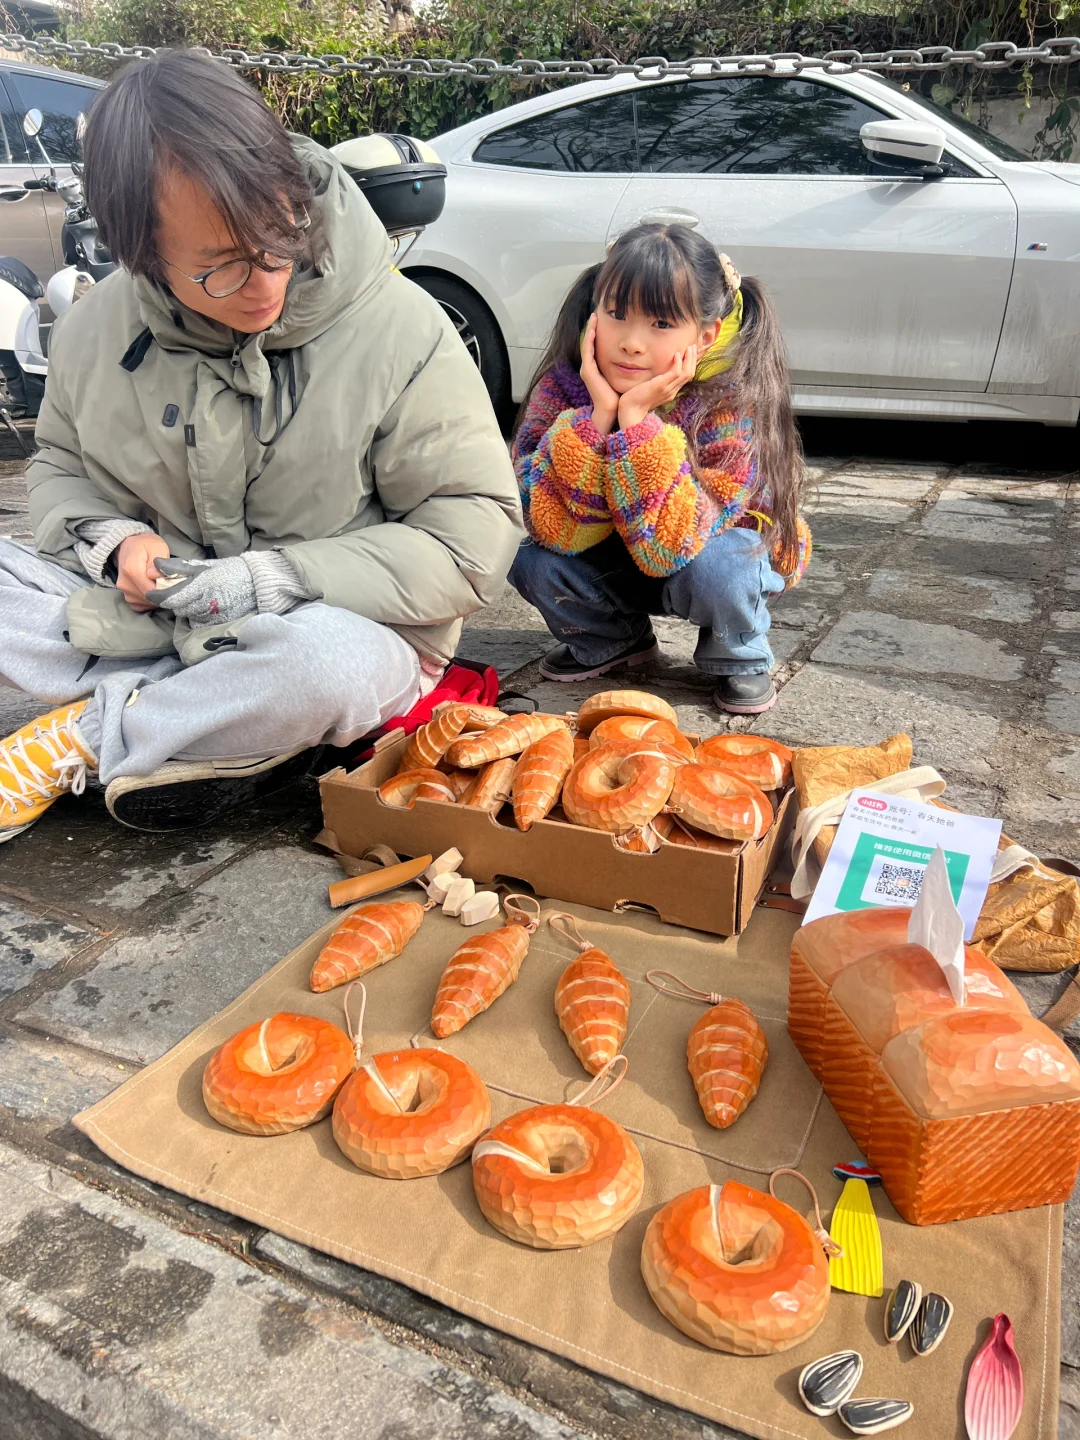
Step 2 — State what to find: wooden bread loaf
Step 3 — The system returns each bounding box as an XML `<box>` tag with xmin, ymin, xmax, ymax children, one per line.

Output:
<box><xmin>789</xmin><ymin>907</ymin><xmax>1080</xmax><ymax>1225</ymax></box>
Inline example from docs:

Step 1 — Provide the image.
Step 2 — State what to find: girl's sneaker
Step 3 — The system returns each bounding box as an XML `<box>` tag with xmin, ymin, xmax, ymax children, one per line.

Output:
<box><xmin>0</xmin><ymin>701</ymin><xmax>98</xmax><ymax>842</ymax></box>
<box><xmin>538</xmin><ymin>631</ymin><xmax>660</xmax><ymax>682</ymax></box>
<box><xmin>713</xmin><ymin>674</ymin><xmax>777</xmax><ymax>715</ymax></box>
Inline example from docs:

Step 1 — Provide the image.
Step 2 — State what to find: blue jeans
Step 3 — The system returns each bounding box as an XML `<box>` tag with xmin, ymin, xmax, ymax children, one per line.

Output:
<box><xmin>509</xmin><ymin>528</ymin><xmax>786</xmax><ymax>677</ymax></box>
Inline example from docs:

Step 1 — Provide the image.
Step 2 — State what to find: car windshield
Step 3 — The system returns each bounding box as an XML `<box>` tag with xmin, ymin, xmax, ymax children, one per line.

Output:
<box><xmin>872</xmin><ymin>77</ymin><xmax>1031</xmax><ymax>161</ymax></box>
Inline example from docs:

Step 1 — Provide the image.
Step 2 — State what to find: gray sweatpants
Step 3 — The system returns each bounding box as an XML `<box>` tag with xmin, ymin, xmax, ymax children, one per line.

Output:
<box><xmin>0</xmin><ymin>540</ymin><xmax>421</xmax><ymax>785</ymax></box>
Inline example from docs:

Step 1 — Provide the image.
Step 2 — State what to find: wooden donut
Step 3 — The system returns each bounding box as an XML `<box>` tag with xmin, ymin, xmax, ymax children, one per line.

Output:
<box><xmin>694</xmin><ymin>734</ymin><xmax>793</xmax><ymax>791</ymax></box>
<box><xmin>667</xmin><ymin>763</ymin><xmax>772</xmax><ymax>841</ymax></box>
<box><xmin>513</xmin><ymin>727</ymin><xmax>576</xmax><ymax>831</ymax></box>
<box><xmin>310</xmin><ymin>900</ymin><xmax>425</xmax><ymax>993</ymax></box>
<box><xmin>378</xmin><ymin>768</ymin><xmax>457</xmax><ymax>808</ymax></box>
<box><xmin>472</xmin><ymin>1102</ymin><xmax>644</xmax><ymax>1248</ymax></box>
<box><xmin>576</xmin><ymin>690</ymin><xmax>678</xmax><ymax>734</ymax></box>
<box><xmin>203</xmin><ymin>1013</ymin><xmax>354</xmax><ymax>1135</ymax></box>
<box><xmin>591</xmin><ymin>715</ymin><xmax>694</xmax><ymax>760</ymax></box>
<box><xmin>562</xmin><ymin>738</ymin><xmax>677</xmax><ymax>834</ymax></box>
<box><xmin>447</xmin><ymin>713</ymin><xmax>568</xmax><ymax>769</ymax></box>
<box><xmin>641</xmin><ymin>1182</ymin><xmax>831</xmax><ymax>1354</ymax></box>
<box><xmin>333</xmin><ymin>1047</ymin><xmax>490</xmax><ymax>1178</ymax></box>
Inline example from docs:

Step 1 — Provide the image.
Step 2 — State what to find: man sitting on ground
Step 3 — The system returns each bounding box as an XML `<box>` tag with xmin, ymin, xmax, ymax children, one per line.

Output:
<box><xmin>0</xmin><ymin>49</ymin><xmax>521</xmax><ymax>840</ymax></box>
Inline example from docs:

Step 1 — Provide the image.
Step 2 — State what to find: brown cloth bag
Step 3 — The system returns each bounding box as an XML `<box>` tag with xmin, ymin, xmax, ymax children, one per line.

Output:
<box><xmin>791</xmin><ymin>732</ymin><xmax>913</xmax><ymax>866</ymax></box>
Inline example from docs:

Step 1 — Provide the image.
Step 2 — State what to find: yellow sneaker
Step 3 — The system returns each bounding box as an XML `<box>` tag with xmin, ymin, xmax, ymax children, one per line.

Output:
<box><xmin>0</xmin><ymin>701</ymin><xmax>98</xmax><ymax>843</ymax></box>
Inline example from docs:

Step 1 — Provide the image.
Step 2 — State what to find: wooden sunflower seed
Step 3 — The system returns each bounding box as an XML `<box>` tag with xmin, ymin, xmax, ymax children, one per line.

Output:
<box><xmin>838</xmin><ymin>1398</ymin><xmax>914</xmax><ymax>1434</ymax></box>
<box><xmin>910</xmin><ymin>1292</ymin><xmax>953</xmax><ymax>1356</ymax></box>
<box><xmin>884</xmin><ymin>1278</ymin><xmax>922</xmax><ymax>1343</ymax></box>
<box><xmin>798</xmin><ymin>1350</ymin><xmax>863</xmax><ymax>1417</ymax></box>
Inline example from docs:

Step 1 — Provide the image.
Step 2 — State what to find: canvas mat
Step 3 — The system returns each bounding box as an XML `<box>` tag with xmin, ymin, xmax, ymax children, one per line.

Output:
<box><xmin>74</xmin><ymin>893</ymin><xmax>1062</xmax><ymax>1440</ymax></box>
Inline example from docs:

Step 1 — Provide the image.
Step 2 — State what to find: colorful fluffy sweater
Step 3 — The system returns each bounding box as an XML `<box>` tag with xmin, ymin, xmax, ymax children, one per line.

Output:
<box><xmin>513</xmin><ymin>361</ymin><xmax>811</xmax><ymax>583</ymax></box>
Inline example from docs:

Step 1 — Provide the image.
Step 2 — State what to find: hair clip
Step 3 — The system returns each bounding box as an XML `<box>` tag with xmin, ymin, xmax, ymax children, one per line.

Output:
<box><xmin>718</xmin><ymin>251</ymin><xmax>741</xmax><ymax>294</ymax></box>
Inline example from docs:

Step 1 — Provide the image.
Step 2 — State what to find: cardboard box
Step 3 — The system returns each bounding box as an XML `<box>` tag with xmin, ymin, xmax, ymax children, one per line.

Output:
<box><xmin>319</xmin><ymin>729</ymin><xmax>795</xmax><ymax>937</ymax></box>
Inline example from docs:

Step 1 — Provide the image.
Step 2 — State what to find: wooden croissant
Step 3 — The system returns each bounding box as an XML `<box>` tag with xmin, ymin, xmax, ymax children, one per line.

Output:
<box><xmin>550</xmin><ymin>914</ymin><xmax>631</xmax><ymax>1075</ymax></box>
<box><xmin>398</xmin><ymin>703</ymin><xmax>505</xmax><ymax>772</ymax></box>
<box><xmin>446</xmin><ymin>713</ymin><xmax>568</xmax><ymax>769</ymax></box>
<box><xmin>310</xmin><ymin>901</ymin><xmax>425</xmax><ymax>993</ymax></box>
<box><xmin>431</xmin><ymin>895</ymin><xmax>541</xmax><ymax>1037</ymax></box>
<box><xmin>648</xmin><ymin>971</ymin><xmax>768</xmax><ymax>1128</ymax></box>
<box><xmin>688</xmin><ymin>997</ymin><xmax>769</xmax><ymax>1128</ymax></box>
<box><xmin>513</xmin><ymin>728</ymin><xmax>575</xmax><ymax>830</ymax></box>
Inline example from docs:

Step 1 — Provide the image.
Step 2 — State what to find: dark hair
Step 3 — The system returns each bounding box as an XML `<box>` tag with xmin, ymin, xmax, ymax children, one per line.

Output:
<box><xmin>83</xmin><ymin>49</ymin><xmax>314</xmax><ymax>284</ymax></box>
<box><xmin>522</xmin><ymin>224</ymin><xmax>804</xmax><ymax>572</ymax></box>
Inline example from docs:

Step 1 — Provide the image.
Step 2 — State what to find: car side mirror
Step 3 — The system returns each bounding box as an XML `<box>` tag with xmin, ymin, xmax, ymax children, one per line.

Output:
<box><xmin>860</xmin><ymin>119</ymin><xmax>947</xmax><ymax>178</ymax></box>
<box><xmin>22</xmin><ymin>107</ymin><xmax>42</xmax><ymax>138</ymax></box>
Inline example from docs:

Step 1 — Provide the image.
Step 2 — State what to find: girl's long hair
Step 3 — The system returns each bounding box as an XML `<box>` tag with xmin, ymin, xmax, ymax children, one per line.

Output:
<box><xmin>521</xmin><ymin>224</ymin><xmax>804</xmax><ymax>569</ymax></box>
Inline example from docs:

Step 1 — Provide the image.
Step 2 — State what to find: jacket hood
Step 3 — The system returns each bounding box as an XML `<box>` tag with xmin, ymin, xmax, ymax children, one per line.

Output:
<box><xmin>131</xmin><ymin>137</ymin><xmax>392</xmax><ymax>393</ymax></box>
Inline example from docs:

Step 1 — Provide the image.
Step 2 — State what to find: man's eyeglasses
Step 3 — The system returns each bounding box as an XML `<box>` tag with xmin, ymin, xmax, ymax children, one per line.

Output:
<box><xmin>165</xmin><ymin>210</ymin><xmax>310</xmax><ymax>300</ymax></box>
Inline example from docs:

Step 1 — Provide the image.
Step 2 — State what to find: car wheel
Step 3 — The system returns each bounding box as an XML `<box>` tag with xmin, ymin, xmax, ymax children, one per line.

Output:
<box><xmin>408</xmin><ymin>274</ymin><xmax>510</xmax><ymax>415</ymax></box>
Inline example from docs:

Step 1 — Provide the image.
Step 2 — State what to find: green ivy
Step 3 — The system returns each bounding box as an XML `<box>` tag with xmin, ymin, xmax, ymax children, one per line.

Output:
<box><xmin>64</xmin><ymin>0</ymin><xmax>1079</xmax><ymax>157</ymax></box>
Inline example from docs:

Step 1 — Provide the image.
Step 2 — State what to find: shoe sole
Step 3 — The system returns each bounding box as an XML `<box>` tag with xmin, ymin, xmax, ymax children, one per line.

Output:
<box><xmin>539</xmin><ymin>643</ymin><xmax>660</xmax><ymax>683</ymax></box>
<box><xmin>106</xmin><ymin>749</ymin><xmax>317</xmax><ymax>832</ymax></box>
<box><xmin>714</xmin><ymin>689</ymin><xmax>778</xmax><ymax>715</ymax></box>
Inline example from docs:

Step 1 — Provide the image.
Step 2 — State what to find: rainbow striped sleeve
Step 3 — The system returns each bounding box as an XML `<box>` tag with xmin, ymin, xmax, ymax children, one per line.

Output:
<box><xmin>603</xmin><ymin>415</ymin><xmax>708</xmax><ymax>577</ymax></box>
<box><xmin>513</xmin><ymin>371</ymin><xmax>613</xmax><ymax>555</ymax></box>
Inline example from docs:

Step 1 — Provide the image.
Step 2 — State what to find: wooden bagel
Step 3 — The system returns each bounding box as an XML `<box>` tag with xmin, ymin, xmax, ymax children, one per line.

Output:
<box><xmin>694</xmin><ymin>734</ymin><xmax>793</xmax><ymax>791</ymax></box>
<box><xmin>203</xmin><ymin>1012</ymin><xmax>354</xmax><ymax>1136</ymax></box>
<box><xmin>378</xmin><ymin>768</ymin><xmax>457</xmax><ymax>808</ymax></box>
<box><xmin>562</xmin><ymin>738</ymin><xmax>677</xmax><ymax>834</ymax></box>
<box><xmin>667</xmin><ymin>763</ymin><xmax>772</xmax><ymax>841</ymax></box>
<box><xmin>472</xmin><ymin>1102</ymin><xmax>644</xmax><ymax>1248</ymax></box>
<box><xmin>576</xmin><ymin>690</ymin><xmax>678</xmax><ymax>734</ymax></box>
<box><xmin>641</xmin><ymin>1182</ymin><xmax>831</xmax><ymax>1354</ymax></box>
<box><xmin>590</xmin><ymin>715</ymin><xmax>694</xmax><ymax>760</ymax></box>
<box><xmin>333</xmin><ymin>1047</ymin><xmax>490</xmax><ymax>1178</ymax></box>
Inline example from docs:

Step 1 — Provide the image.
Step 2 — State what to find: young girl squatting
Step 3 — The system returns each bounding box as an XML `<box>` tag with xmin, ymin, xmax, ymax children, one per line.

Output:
<box><xmin>509</xmin><ymin>223</ymin><xmax>811</xmax><ymax>714</ymax></box>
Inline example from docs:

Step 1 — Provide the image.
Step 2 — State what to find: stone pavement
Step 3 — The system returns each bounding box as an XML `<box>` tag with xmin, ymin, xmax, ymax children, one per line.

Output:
<box><xmin>0</xmin><ymin>431</ymin><xmax>1077</xmax><ymax>1440</ymax></box>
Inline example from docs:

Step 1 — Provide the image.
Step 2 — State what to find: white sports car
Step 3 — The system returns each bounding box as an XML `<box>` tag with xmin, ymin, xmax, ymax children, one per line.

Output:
<box><xmin>403</xmin><ymin>67</ymin><xmax>1080</xmax><ymax>427</ymax></box>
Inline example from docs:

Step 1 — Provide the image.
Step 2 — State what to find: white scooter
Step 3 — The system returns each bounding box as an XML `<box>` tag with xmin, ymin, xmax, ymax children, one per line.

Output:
<box><xmin>0</xmin><ymin>108</ymin><xmax>110</xmax><ymax>453</ymax></box>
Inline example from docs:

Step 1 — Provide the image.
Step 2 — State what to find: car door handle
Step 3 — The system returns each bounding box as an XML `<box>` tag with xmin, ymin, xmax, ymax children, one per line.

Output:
<box><xmin>639</xmin><ymin>208</ymin><xmax>700</xmax><ymax>228</ymax></box>
<box><xmin>0</xmin><ymin>188</ymin><xmax>29</xmax><ymax>203</ymax></box>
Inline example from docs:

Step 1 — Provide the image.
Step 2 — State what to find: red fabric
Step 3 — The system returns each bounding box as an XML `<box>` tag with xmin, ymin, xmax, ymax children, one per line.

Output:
<box><xmin>342</xmin><ymin>660</ymin><xmax>501</xmax><ymax>764</ymax></box>
<box><xmin>384</xmin><ymin>662</ymin><xmax>500</xmax><ymax>737</ymax></box>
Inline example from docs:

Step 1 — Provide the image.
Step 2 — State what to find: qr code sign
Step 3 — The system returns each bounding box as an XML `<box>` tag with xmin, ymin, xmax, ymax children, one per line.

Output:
<box><xmin>873</xmin><ymin>862</ymin><xmax>925</xmax><ymax>902</ymax></box>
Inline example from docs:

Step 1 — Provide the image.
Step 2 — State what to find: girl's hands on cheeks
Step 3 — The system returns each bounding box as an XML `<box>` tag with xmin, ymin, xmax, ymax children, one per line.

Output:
<box><xmin>579</xmin><ymin>313</ymin><xmax>619</xmax><ymax>436</ymax></box>
<box><xmin>617</xmin><ymin>344</ymin><xmax>698</xmax><ymax>431</ymax></box>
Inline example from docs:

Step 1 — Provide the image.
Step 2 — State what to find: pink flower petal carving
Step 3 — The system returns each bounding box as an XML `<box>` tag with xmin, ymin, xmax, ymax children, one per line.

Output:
<box><xmin>965</xmin><ymin>1314</ymin><xmax>1024</xmax><ymax>1440</ymax></box>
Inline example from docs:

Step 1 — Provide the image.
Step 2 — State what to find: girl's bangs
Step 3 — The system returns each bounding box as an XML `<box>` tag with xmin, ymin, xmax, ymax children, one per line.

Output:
<box><xmin>595</xmin><ymin>242</ymin><xmax>697</xmax><ymax>326</ymax></box>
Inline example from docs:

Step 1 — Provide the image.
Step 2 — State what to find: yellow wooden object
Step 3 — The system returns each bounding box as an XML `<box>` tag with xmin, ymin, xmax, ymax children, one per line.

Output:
<box><xmin>828</xmin><ymin>1178</ymin><xmax>883</xmax><ymax>1297</ymax></box>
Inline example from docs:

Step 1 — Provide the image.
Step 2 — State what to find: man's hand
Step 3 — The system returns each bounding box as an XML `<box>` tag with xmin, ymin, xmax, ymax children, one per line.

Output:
<box><xmin>579</xmin><ymin>313</ymin><xmax>620</xmax><ymax>436</ymax></box>
<box><xmin>145</xmin><ymin>555</ymin><xmax>257</xmax><ymax>627</ymax></box>
<box><xmin>617</xmin><ymin>344</ymin><xmax>698</xmax><ymax>432</ymax></box>
<box><xmin>117</xmin><ymin>533</ymin><xmax>171</xmax><ymax>612</ymax></box>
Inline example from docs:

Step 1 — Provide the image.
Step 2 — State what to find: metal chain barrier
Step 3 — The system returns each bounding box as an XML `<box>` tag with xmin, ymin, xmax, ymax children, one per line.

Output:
<box><xmin>0</xmin><ymin>31</ymin><xmax>1078</xmax><ymax>79</ymax></box>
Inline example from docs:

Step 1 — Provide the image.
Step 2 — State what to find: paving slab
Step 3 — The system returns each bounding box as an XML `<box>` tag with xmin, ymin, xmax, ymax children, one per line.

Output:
<box><xmin>0</xmin><ymin>1142</ymin><xmax>584</xmax><ymax>1440</ymax></box>
<box><xmin>1047</xmin><ymin>661</ymin><xmax>1080</xmax><ymax>737</ymax></box>
<box><xmin>811</xmin><ymin>611</ymin><xmax>1025</xmax><ymax>682</ymax></box>
<box><xmin>0</xmin><ymin>1026</ymin><xmax>128</xmax><ymax>1125</ymax></box>
<box><xmin>12</xmin><ymin>847</ymin><xmax>342</xmax><ymax>1065</ymax></box>
<box><xmin>0</xmin><ymin>899</ymin><xmax>97</xmax><ymax>1000</ymax></box>
<box><xmin>256</xmin><ymin>1235</ymin><xmax>747</xmax><ymax>1440</ymax></box>
<box><xmin>755</xmin><ymin>663</ymin><xmax>1002</xmax><ymax>781</ymax></box>
<box><xmin>920</xmin><ymin>496</ymin><xmax>1058</xmax><ymax>545</ymax></box>
<box><xmin>867</xmin><ymin>567</ymin><xmax>1038</xmax><ymax>625</ymax></box>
